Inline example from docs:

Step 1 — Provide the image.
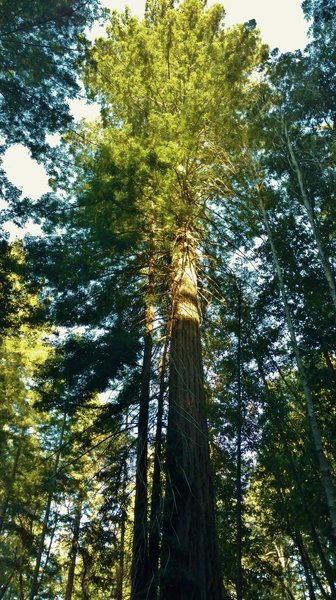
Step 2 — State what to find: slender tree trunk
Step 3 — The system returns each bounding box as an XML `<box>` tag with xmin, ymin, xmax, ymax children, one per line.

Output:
<box><xmin>117</xmin><ymin>506</ymin><xmax>126</xmax><ymax>600</ymax></box>
<box><xmin>289</xmin><ymin>448</ymin><xmax>336</xmax><ymax>595</ymax></box>
<box><xmin>29</xmin><ymin>412</ymin><xmax>67</xmax><ymax>600</ymax></box>
<box><xmin>309</xmin><ymin>527</ymin><xmax>336</xmax><ymax>597</ymax></box>
<box><xmin>235</xmin><ymin>286</ymin><xmax>243</xmax><ymax>600</ymax></box>
<box><xmin>283</xmin><ymin>120</ymin><xmax>336</xmax><ymax>312</ymax></box>
<box><xmin>116</xmin><ymin>454</ymin><xmax>128</xmax><ymax>600</ymax></box>
<box><xmin>65</xmin><ymin>495</ymin><xmax>83</xmax><ymax>600</ymax></box>
<box><xmin>322</xmin><ymin>349</ymin><xmax>335</xmax><ymax>373</ymax></box>
<box><xmin>259</xmin><ymin>362</ymin><xmax>336</xmax><ymax>596</ymax></box>
<box><xmin>259</xmin><ymin>193</ymin><xmax>336</xmax><ymax>540</ymax></box>
<box><xmin>294</xmin><ymin>532</ymin><xmax>318</xmax><ymax>600</ymax></box>
<box><xmin>270</xmin><ymin>466</ymin><xmax>317</xmax><ymax>600</ymax></box>
<box><xmin>274</xmin><ymin>543</ymin><xmax>295</xmax><ymax>600</ymax></box>
<box><xmin>19</xmin><ymin>573</ymin><xmax>24</xmax><ymax>600</ymax></box>
<box><xmin>38</xmin><ymin>511</ymin><xmax>59</xmax><ymax>590</ymax></box>
<box><xmin>320</xmin><ymin>339</ymin><xmax>335</xmax><ymax>374</ymax></box>
<box><xmin>160</xmin><ymin>226</ymin><xmax>224</xmax><ymax>600</ymax></box>
<box><xmin>0</xmin><ymin>562</ymin><xmax>16</xmax><ymax>599</ymax></box>
<box><xmin>29</xmin><ymin>490</ymin><xmax>53</xmax><ymax>600</ymax></box>
<box><xmin>0</xmin><ymin>440</ymin><xmax>21</xmax><ymax>535</ymax></box>
<box><xmin>80</xmin><ymin>548</ymin><xmax>91</xmax><ymax>600</ymax></box>
<box><xmin>131</xmin><ymin>260</ymin><xmax>154</xmax><ymax>600</ymax></box>
<box><xmin>148</xmin><ymin>338</ymin><xmax>169</xmax><ymax>600</ymax></box>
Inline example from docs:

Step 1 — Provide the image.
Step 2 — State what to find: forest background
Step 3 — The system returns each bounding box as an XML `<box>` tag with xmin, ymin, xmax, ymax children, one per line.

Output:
<box><xmin>0</xmin><ymin>0</ymin><xmax>335</xmax><ymax>599</ymax></box>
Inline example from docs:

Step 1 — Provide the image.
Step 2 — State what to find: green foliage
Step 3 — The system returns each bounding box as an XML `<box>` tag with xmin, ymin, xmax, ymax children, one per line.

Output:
<box><xmin>0</xmin><ymin>0</ymin><xmax>100</xmax><ymax>152</ymax></box>
<box><xmin>0</xmin><ymin>306</ymin><xmax>52</xmax><ymax>597</ymax></box>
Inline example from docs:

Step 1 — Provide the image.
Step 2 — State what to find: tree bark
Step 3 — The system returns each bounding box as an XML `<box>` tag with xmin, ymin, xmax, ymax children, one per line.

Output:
<box><xmin>259</xmin><ymin>192</ymin><xmax>336</xmax><ymax>541</ymax></box>
<box><xmin>160</xmin><ymin>226</ymin><xmax>224</xmax><ymax>600</ymax></box>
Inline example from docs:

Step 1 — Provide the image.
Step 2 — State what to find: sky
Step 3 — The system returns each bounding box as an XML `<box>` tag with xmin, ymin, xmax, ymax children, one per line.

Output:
<box><xmin>3</xmin><ymin>0</ymin><xmax>309</xmax><ymax>238</ymax></box>
<box><xmin>99</xmin><ymin>0</ymin><xmax>309</xmax><ymax>52</ymax></box>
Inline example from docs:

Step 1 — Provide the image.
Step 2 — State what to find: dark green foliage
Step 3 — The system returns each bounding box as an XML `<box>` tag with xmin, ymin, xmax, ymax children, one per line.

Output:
<box><xmin>36</xmin><ymin>330</ymin><xmax>140</xmax><ymax>413</ymax></box>
<box><xmin>302</xmin><ymin>0</ymin><xmax>336</xmax><ymax>27</ymax></box>
<box><xmin>0</xmin><ymin>0</ymin><xmax>100</xmax><ymax>153</ymax></box>
<box><xmin>0</xmin><ymin>0</ymin><xmax>103</xmax><ymax>341</ymax></box>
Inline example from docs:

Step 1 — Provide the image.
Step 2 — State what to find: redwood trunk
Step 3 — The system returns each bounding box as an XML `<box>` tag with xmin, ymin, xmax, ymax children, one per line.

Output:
<box><xmin>160</xmin><ymin>227</ymin><xmax>223</xmax><ymax>600</ymax></box>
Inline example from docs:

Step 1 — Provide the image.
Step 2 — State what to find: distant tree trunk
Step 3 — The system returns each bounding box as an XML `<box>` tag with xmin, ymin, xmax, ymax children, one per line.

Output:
<box><xmin>29</xmin><ymin>412</ymin><xmax>66</xmax><ymax>600</ymax></box>
<box><xmin>294</xmin><ymin>532</ymin><xmax>318</xmax><ymax>600</ymax></box>
<box><xmin>65</xmin><ymin>495</ymin><xmax>83</xmax><ymax>600</ymax></box>
<box><xmin>116</xmin><ymin>454</ymin><xmax>128</xmax><ymax>600</ymax></box>
<box><xmin>309</xmin><ymin>524</ymin><xmax>336</xmax><ymax>597</ymax></box>
<box><xmin>0</xmin><ymin>439</ymin><xmax>21</xmax><ymax>535</ymax></box>
<box><xmin>319</xmin><ymin>339</ymin><xmax>335</xmax><ymax>374</ymax></box>
<box><xmin>29</xmin><ymin>491</ymin><xmax>54</xmax><ymax>600</ymax></box>
<box><xmin>290</xmin><ymin>453</ymin><xmax>336</xmax><ymax>595</ymax></box>
<box><xmin>259</xmin><ymin>362</ymin><xmax>336</xmax><ymax>596</ymax></box>
<box><xmin>39</xmin><ymin>511</ymin><xmax>59</xmax><ymax>588</ymax></box>
<box><xmin>274</xmin><ymin>543</ymin><xmax>295</xmax><ymax>600</ymax></box>
<box><xmin>259</xmin><ymin>192</ymin><xmax>336</xmax><ymax>541</ymax></box>
<box><xmin>148</xmin><ymin>338</ymin><xmax>169</xmax><ymax>600</ymax></box>
<box><xmin>235</xmin><ymin>285</ymin><xmax>243</xmax><ymax>600</ymax></box>
<box><xmin>116</xmin><ymin>507</ymin><xmax>126</xmax><ymax>600</ymax></box>
<box><xmin>19</xmin><ymin>573</ymin><xmax>24</xmax><ymax>600</ymax></box>
<box><xmin>160</xmin><ymin>226</ymin><xmax>224</xmax><ymax>600</ymax></box>
<box><xmin>80</xmin><ymin>548</ymin><xmax>91</xmax><ymax>600</ymax></box>
<box><xmin>322</xmin><ymin>349</ymin><xmax>335</xmax><ymax>373</ymax></box>
<box><xmin>271</xmin><ymin>469</ymin><xmax>318</xmax><ymax>599</ymax></box>
<box><xmin>0</xmin><ymin>564</ymin><xmax>15</xmax><ymax>599</ymax></box>
<box><xmin>282</xmin><ymin>119</ymin><xmax>336</xmax><ymax>313</ymax></box>
<box><xmin>131</xmin><ymin>259</ymin><xmax>154</xmax><ymax>600</ymax></box>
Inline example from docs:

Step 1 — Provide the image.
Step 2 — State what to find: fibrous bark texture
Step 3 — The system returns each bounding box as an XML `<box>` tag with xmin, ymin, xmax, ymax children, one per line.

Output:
<box><xmin>161</xmin><ymin>227</ymin><xmax>223</xmax><ymax>600</ymax></box>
